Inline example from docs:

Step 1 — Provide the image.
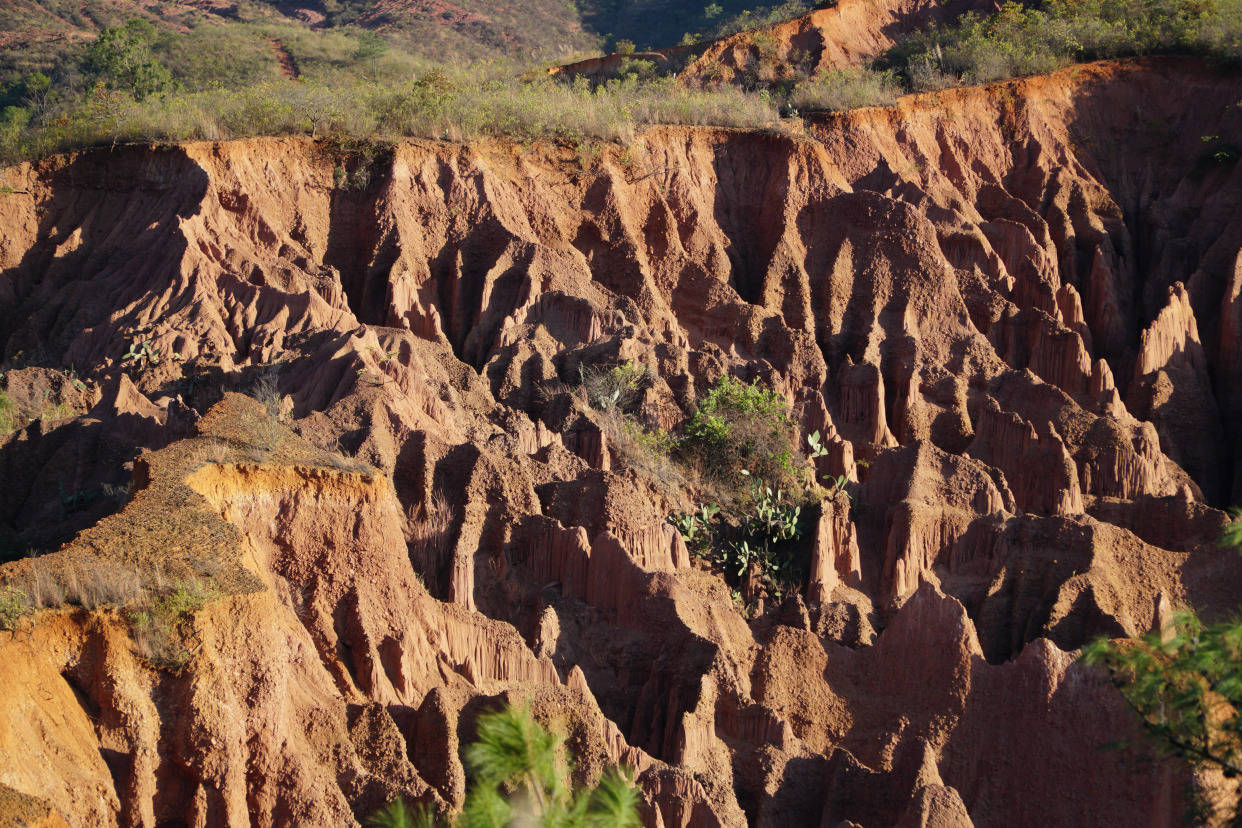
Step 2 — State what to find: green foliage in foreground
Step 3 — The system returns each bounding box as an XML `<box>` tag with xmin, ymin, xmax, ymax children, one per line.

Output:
<box><xmin>1224</xmin><ymin>508</ymin><xmax>1242</xmax><ymax>550</ymax></box>
<box><xmin>1082</xmin><ymin>614</ymin><xmax>1242</xmax><ymax>778</ymax></box>
<box><xmin>1080</xmin><ymin>510</ymin><xmax>1242</xmax><ymax>822</ymax></box>
<box><xmin>368</xmin><ymin>703</ymin><xmax>641</xmax><ymax>828</ymax></box>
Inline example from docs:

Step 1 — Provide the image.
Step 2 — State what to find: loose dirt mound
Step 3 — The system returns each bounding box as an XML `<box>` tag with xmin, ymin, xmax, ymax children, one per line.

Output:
<box><xmin>1</xmin><ymin>56</ymin><xmax>1241</xmax><ymax>825</ymax></box>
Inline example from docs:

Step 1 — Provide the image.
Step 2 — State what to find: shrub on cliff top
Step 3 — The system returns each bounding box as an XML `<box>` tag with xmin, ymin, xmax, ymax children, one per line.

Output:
<box><xmin>886</xmin><ymin>0</ymin><xmax>1242</xmax><ymax>91</ymax></box>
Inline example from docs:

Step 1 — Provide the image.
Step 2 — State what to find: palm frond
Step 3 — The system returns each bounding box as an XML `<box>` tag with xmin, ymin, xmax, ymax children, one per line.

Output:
<box><xmin>1222</xmin><ymin>507</ymin><xmax>1242</xmax><ymax>551</ymax></box>
<box><xmin>584</xmin><ymin>769</ymin><xmax>642</xmax><ymax>828</ymax></box>
<box><xmin>365</xmin><ymin>798</ymin><xmax>441</xmax><ymax>828</ymax></box>
<box><xmin>465</xmin><ymin>703</ymin><xmax>563</xmax><ymax>790</ymax></box>
<box><xmin>459</xmin><ymin>782</ymin><xmax>511</xmax><ymax>828</ymax></box>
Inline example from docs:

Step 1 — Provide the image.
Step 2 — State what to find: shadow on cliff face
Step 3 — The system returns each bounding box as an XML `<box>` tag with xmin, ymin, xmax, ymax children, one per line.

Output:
<box><xmin>709</xmin><ymin>134</ymin><xmax>792</xmax><ymax>308</ymax></box>
<box><xmin>0</xmin><ymin>145</ymin><xmax>209</xmax><ymax>366</ymax></box>
<box><xmin>323</xmin><ymin>147</ymin><xmax>396</xmax><ymax>328</ymax></box>
<box><xmin>0</xmin><ymin>146</ymin><xmax>209</xmax><ymax>559</ymax></box>
<box><xmin>1058</xmin><ymin>58</ymin><xmax>1242</xmax><ymax>504</ymax></box>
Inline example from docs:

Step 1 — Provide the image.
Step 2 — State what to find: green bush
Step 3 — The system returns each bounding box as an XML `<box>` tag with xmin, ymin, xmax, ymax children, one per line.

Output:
<box><xmin>679</xmin><ymin>375</ymin><xmax>799</xmax><ymax>494</ymax></box>
<box><xmin>83</xmin><ymin>19</ymin><xmax>176</xmax><ymax>100</ymax></box>
<box><xmin>0</xmin><ymin>390</ymin><xmax>15</xmax><ymax>436</ymax></box>
<box><xmin>0</xmin><ymin>584</ymin><xmax>32</xmax><ymax>631</ymax></box>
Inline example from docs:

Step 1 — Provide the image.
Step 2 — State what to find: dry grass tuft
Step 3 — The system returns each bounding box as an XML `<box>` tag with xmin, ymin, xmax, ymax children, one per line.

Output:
<box><xmin>46</xmin><ymin>557</ymin><xmax>145</xmax><ymax>611</ymax></box>
<box><xmin>125</xmin><ymin>580</ymin><xmax>216</xmax><ymax>671</ymax></box>
<box><xmin>597</xmin><ymin>408</ymin><xmax>689</xmax><ymax>503</ymax></box>
<box><xmin>247</xmin><ymin>371</ymin><xmax>284</xmax><ymax>419</ymax></box>
<box><xmin>408</xmin><ymin>490</ymin><xmax>453</xmax><ymax>580</ymax></box>
<box><xmin>1</xmin><ymin>554</ymin><xmax>218</xmax><ymax>669</ymax></box>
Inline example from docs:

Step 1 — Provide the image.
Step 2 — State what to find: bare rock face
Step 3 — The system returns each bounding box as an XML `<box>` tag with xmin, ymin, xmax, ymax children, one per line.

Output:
<box><xmin>2</xmin><ymin>56</ymin><xmax>1242</xmax><ymax>825</ymax></box>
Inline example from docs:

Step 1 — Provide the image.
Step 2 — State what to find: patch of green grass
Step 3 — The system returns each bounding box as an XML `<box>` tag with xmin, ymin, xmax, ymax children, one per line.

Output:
<box><xmin>0</xmin><ymin>390</ymin><xmax>14</xmax><ymax>436</ymax></box>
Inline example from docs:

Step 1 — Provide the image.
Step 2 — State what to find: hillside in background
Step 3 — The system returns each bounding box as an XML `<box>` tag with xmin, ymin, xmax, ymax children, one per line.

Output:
<box><xmin>0</xmin><ymin>0</ymin><xmax>832</xmax><ymax>80</ymax></box>
<box><xmin>0</xmin><ymin>0</ymin><xmax>598</xmax><ymax>77</ymax></box>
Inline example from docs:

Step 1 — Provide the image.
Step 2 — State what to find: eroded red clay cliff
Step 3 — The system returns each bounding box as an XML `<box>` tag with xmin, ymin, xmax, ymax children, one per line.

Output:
<box><xmin>1</xmin><ymin>56</ymin><xmax>1241</xmax><ymax>825</ymax></box>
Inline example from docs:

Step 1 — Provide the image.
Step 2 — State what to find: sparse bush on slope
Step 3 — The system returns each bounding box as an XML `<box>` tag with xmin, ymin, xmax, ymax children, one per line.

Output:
<box><xmin>573</xmin><ymin>366</ymin><xmax>819</xmax><ymax>603</ymax></box>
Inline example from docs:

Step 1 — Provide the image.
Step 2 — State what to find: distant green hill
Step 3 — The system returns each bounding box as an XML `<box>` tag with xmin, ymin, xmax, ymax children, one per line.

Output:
<box><xmin>0</xmin><ymin>0</ymin><xmax>823</xmax><ymax>86</ymax></box>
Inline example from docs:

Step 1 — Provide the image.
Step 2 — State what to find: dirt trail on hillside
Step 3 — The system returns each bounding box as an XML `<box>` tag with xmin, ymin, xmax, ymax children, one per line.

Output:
<box><xmin>0</xmin><ymin>57</ymin><xmax>1241</xmax><ymax>826</ymax></box>
<box><xmin>265</xmin><ymin>36</ymin><xmax>300</xmax><ymax>79</ymax></box>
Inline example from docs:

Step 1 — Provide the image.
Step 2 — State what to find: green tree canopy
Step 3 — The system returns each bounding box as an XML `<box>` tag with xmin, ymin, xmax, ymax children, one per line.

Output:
<box><xmin>83</xmin><ymin>19</ymin><xmax>175</xmax><ymax>100</ymax></box>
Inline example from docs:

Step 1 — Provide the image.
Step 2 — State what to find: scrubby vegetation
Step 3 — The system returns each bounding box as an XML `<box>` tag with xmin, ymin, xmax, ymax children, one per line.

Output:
<box><xmin>888</xmin><ymin>0</ymin><xmax>1242</xmax><ymax>91</ymax></box>
<box><xmin>0</xmin><ymin>584</ymin><xmax>32</xmax><ymax>632</ymax></box>
<box><xmin>788</xmin><ymin>68</ymin><xmax>903</xmax><ymax>112</ymax></box>
<box><xmin>575</xmin><ymin>361</ymin><xmax>684</xmax><ymax>495</ymax></box>
<box><xmin>678</xmin><ymin>375</ymin><xmax>800</xmax><ymax>494</ymax></box>
<box><xmin>0</xmin><ymin>390</ymin><xmax>15</xmax><ymax>436</ymax></box>
<box><xmin>574</xmin><ymin>366</ymin><xmax>822</xmax><ymax>604</ymax></box>
<box><xmin>681</xmin><ymin>0</ymin><xmax>813</xmax><ymax>44</ymax></box>
<box><xmin>0</xmin><ymin>15</ymin><xmax>781</xmax><ymax>163</ymax></box>
<box><xmin>2</xmin><ymin>0</ymin><xmax>1241</xmax><ymax>163</ymax></box>
<box><xmin>0</xmin><ymin>553</ymin><xmax>217</xmax><ymax>669</ymax></box>
<box><xmin>125</xmin><ymin>580</ymin><xmax>216</xmax><ymax>670</ymax></box>
<box><xmin>368</xmin><ymin>702</ymin><xmax>641</xmax><ymax>827</ymax></box>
